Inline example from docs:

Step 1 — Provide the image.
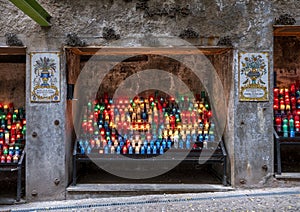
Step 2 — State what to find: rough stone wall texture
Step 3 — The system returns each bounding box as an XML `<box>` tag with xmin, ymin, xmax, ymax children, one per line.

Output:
<box><xmin>68</xmin><ymin>52</ymin><xmax>232</xmax><ymax>94</ymax></box>
<box><xmin>0</xmin><ymin>0</ymin><xmax>300</xmax><ymax>201</ymax></box>
<box><xmin>0</xmin><ymin>0</ymin><xmax>293</xmax><ymax>47</ymax></box>
<box><xmin>77</xmin><ymin>54</ymin><xmax>232</xmax><ymax>97</ymax></box>
<box><xmin>274</xmin><ymin>36</ymin><xmax>300</xmax><ymax>87</ymax></box>
<box><xmin>24</xmin><ymin>54</ymin><xmax>67</xmax><ymax>201</ymax></box>
<box><xmin>0</xmin><ymin>63</ymin><xmax>25</xmax><ymax>108</ymax></box>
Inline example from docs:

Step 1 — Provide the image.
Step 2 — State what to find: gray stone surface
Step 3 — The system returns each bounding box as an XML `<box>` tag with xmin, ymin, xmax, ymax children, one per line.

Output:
<box><xmin>2</xmin><ymin>186</ymin><xmax>300</xmax><ymax>212</ymax></box>
<box><xmin>0</xmin><ymin>0</ymin><xmax>299</xmax><ymax>201</ymax></box>
<box><xmin>23</xmin><ymin>42</ymin><xmax>68</xmax><ymax>201</ymax></box>
<box><xmin>0</xmin><ymin>63</ymin><xmax>25</xmax><ymax>108</ymax></box>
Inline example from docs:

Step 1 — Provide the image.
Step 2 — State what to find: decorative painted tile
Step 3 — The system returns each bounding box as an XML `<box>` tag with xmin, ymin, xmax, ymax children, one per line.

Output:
<box><xmin>238</xmin><ymin>52</ymin><xmax>269</xmax><ymax>101</ymax></box>
<box><xmin>30</xmin><ymin>52</ymin><xmax>60</xmax><ymax>102</ymax></box>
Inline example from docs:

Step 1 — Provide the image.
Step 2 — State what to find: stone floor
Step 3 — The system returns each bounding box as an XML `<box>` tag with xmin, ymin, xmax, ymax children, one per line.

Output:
<box><xmin>1</xmin><ymin>185</ymin><xmax>300</xmax><ymax>212</ymax></box>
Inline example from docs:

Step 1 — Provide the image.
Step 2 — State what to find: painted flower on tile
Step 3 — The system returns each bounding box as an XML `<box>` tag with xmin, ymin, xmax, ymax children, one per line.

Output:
<box><xmin>241</xmin><ymin>54</ymin><xmax>267</xmax><ymax>85</ymax></box>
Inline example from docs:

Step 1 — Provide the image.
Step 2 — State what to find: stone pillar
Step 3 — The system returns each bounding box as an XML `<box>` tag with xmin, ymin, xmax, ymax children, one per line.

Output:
<box><xmin>25</xmin><ymin>44</ymin><xmax>68</xmax><ymax>201</ymax></box>
<box><xmin>231</xmin><ymin>5</ymin><xmax>275</xmax><ymax>186</ymax></box>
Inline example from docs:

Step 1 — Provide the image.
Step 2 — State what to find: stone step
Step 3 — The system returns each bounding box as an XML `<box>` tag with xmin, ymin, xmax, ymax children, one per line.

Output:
<box><xmin>66</xmin><ymin>183</ymin><xmax>234</xmax><ymax>200</ymax></box>
<box><xmin>275</xmin><ymin>173</ymin><xmax>300</xmax><ymax>179</ymax></box>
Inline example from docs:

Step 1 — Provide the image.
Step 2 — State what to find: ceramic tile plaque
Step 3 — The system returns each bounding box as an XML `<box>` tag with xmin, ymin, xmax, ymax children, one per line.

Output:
<box><xmin>30</xmin><ymin>52</ymin><xmax>60</xmax><ymax>102</ymax></box>
<box><xmin>238</xmin><ymin>52</ymin><xmax>269</xmax><ymax>101</ymax></box>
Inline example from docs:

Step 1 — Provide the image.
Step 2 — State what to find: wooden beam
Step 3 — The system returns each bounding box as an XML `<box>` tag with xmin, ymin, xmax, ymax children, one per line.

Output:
<box><xmin>65</xmin><ymin>46</ymin><xmax>232</xmax><ymax>56</ymax></box>
<box><xmin>66</xmin><ymin>49</ymin><xmax>80</xmax><ymax>84</ymax></box>
<box><xmin>0</xmin><ymin>47</ymin><xmax>26</xmax><ymax>55</ymax></box>
<box><xmin>9</xmin><ymin>0</ymin><xmax>51</xmax><ymax>27</ymax></box>
<box><xmin>274</xmin><ymin>25</ymin><xmax>300</xmax><ymax>37</ymax></box>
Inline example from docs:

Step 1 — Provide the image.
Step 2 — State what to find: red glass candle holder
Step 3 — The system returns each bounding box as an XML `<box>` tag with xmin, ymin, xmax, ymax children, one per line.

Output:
<box><xmin>1</xmin><ymin>155</ymin><xmax>6</xmax><ymax>163</ymax></box>
<box><xmin>274</xmin><ymin>88</ymin><xmax>279</xmax><ymax>97</ymax></box>
<box><xmin>291</xmin><ymin>96</ymin><xmax>296</xmax><ymax>105</ymax></box>
<box><xmin>285</xmin><ymin>88</ymin><xmax>289</xmax><ymax>95</ymax></box>
<box><xmin>275</xmin><ymin>117</ymin><xmax>281</xmax><ymax>125</ymax></box>
<box><xmin>291</xmin><ymin>84</ymin><xmax>296</xmax><ymax>94</ymax></box>
<box><xmin>296</xmin><ymin>123</ymin><xmax>300</xmax><ymax>132</ymax></box>
<box><xmin>285</xmin><ymin>94</ymin><xmax>290</xmax><ymax>100</ymax></box>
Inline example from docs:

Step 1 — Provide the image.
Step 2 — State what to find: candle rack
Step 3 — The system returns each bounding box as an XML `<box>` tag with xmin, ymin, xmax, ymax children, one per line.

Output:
<box><xmin>0</xmin><ymin>104</ymin><xmax>26</xmax><ymax>202</ymax></box>
<box><xmin>72</xmin><ymin>139</ymin><xmax>227</xmax><ymax>186</ymax></box>
<box><xmin>72</xmin><ymin>92</ymin><xmax>228</xmax><ymax>186</ymax></box>
<box><xmin>273</xmin><ymin>85</ymin><xmax>300</xmax><ymax>174</ymax></box>
<box><xmin>0</xmin><ymin>143</ymin><xmax>25</xmax><ymax>202</ymax></box>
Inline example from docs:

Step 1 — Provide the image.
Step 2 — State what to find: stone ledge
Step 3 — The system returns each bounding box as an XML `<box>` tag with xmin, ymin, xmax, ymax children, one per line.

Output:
<box><xmin>275</xmin><ymin>173</ymin><xmax>300</xmax><ymax>179</ymax></box>
<box><xmin>67</xmin><ymin>183</ymin><xmax>233</xmax><ymax>192</ymax></box>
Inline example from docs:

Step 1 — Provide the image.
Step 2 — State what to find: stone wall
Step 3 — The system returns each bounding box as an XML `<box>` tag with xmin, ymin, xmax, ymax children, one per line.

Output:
<box><xmin>0</xmin><ymin>0</ymin><xmax>299</xmax><ymax>201</ymax></box>
<box><xmin>274</xmin><ymin>36</ymin><xmax>300</xmax><ymax>87</ymax></box>
<box><xmin>0</xmin><ymin>62</ymin><xmax>25</xmax><ymax>108</ymax></box>
<box><xmin>76</xmin><ymin>53</ymin><xmax>232</xmax><ymax>98</ymax></box>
